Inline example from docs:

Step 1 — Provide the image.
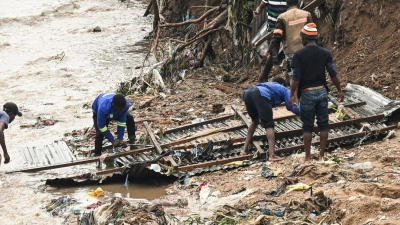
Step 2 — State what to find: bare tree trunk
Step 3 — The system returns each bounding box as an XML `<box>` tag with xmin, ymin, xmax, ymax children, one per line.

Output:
<box><xmin>152</xmin><ymin>0</ymin><xmax>160</xmax><ymax>61</ymax></box>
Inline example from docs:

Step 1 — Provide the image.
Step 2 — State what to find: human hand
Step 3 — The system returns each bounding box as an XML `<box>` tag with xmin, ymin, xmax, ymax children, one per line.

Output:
<box><xmin>4</xmin><ymin>152</ymin><xmax>10</xmax><ymax>164</ymax></box>
<box><xmin>337</xmin><ymin>91</ymin><xmax>344</xmax><ymax>102</ymax></box>
<box><xmin>289</xmin><ymin>95</ymin><xmax>296</xmax><ymax>109</ymax></box>
<box><xmin>119</xmin><ymin>140</ymin><xmax>128</xmax><ymax>147</ymax></box>
<box><xmin>112</xmin><ymin>140</ymin><xmax>120</xmax><ymax>147</ymax></box>
<box><xmin>253</xmin><ymin>8</ymin><xmax>261</xmax><ymax>16</ymax></box>
<box><xmin>262</xmin><ymin>52</ymin><xmax>269</xmax><ymax>63</ymax></box>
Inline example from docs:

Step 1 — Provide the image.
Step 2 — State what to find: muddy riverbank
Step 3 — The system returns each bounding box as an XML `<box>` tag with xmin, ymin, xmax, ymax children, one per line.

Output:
<box><xmin>0</xmin><ymin>0</ymin><xmax>153</xmax><ymax>224</ymax></box>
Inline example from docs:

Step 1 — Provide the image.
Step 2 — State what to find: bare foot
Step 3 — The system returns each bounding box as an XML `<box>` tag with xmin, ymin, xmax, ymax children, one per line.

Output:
<box><xmin>242</xmin><ymin>151</ymin><xmax>249</xmax><ymax>155</ymax></box>
<box><xmin>305</xmin><ymin>158</ymin><xmax>312</xmax><ymax>163</ymax></box>
<box><xmin>269</xmin><ymin>156</ymin><xmax>284</xmax><ymax>162</ymax></box>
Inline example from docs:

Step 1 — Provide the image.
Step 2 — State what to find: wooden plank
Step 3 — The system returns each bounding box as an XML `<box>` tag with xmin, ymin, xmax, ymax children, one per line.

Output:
<box><xmin>211</xmin><ymin>83</ymin><xmax>243</xmax><ymax>95</ymax></box>
<box><xmin>177</xmin><ymin>132</ymin><xmax>365</xmax><ymax>172</ymax></box>
<box><xmin>164</xmin><ymin>114</ymin><xmax>234</xmax><ymax>134</ymax></box>
<box><xmin>176</xmin><ymin>154</ymin><xmax>253</xmax><ymax>171</ymax></box>
<box><xmin>276</xmin><ymin>132</ymin><xmax>366</xmax><ymax>154</ymax></box>
<box><xmin>143</xmin><ymin>121</ymin><xmax>178</xmax><ymax>168</ymax></box>
<box><xmin>231</xmin><ymin>106</ymin><xmax>265</xmax><ymax>154</ymax></box>
<box><xmin>303</xmin><ymin>0</ymin><xmax>325</xmax><ymax>11</ymax></box>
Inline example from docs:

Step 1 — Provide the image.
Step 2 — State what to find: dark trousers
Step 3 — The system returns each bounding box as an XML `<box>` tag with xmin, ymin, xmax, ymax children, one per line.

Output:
<box><xmin>93</xmin><ymin>113</ymin><xmax>135</xmax><ymax>155</ymax></box>
<box><xmin>259</xmin><ymin>44</ymin><xmax>279</xmax><ymax>82</ymax></box>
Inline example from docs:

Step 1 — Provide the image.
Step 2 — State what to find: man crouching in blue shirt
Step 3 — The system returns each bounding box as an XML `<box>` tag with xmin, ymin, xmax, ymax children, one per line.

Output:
<box><xmin>242</xmin><ymin>77</ymin><xmax>300</xmax><ymax>161</ymax></box>
<box><xmin>92</xmin><ymin>93</ymin><xmax>136</xmax><ymax>156</ymax></box>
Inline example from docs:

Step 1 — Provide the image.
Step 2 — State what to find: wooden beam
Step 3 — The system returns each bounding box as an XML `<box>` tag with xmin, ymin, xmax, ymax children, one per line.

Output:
<box><xmin>276</xmin><ymin>132</ymin><xmax>366</xmax><ymax>154</ymax></box>
<box><xmin>143</xmin><ymin>122</ymin><xmax>178</xmax><ymax>168</ymax></box>
<box><xmin>231</xmin><ymin>106</ymin><xmax>265</xmax><ymax>154</ymax></box>
<box><xmin>176</xmin><ymin>154</ymin><xmax>253</xmax><ymax>171</ymax></box>
<box><xmin>164</xmin><ymin>114</ymin><xmax>234</xmax><ymax>134</ymax></box>
<box><xmin>210</xmin><ymin>83</ymin><xmax>243</xmax><ymax>95</ymax></box>
<box><xmin>177</xmin><ymin>132</ymin><xmax>365</xmax><ymax>172</ymax></box>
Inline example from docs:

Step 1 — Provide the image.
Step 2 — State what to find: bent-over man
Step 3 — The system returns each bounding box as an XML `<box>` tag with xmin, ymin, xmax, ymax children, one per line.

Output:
<box><xmin>92</xmin><ymin>93</ymin><xmax>136</xmax><ymax>156</ymax></box>
<box><xmin>243</xmin><ymin>77</ymin><xmax>300</xmax><ymax>161</ymax></box>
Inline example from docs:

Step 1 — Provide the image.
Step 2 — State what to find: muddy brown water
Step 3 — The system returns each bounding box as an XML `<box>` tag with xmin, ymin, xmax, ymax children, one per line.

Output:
<box><xmin>0</xmin><ymin>0</ymin><xmax>159</xmax><ymax>224</ymax></box>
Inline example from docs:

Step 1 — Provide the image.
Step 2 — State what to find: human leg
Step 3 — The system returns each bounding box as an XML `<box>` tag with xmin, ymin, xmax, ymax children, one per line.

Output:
<box><xmin>259</xmin><ymin>55</ymin><xmax>274</xmax><ymax>82</ymax></box>
<box><xmin>242</xmin><ymin>87</ymin><xmax>260</xmax><ymax>154</ymax></box>
<box><xmin>300</xmin><ymin>91</ymin><xmax>317</xmax><ymax>162</ymax></box>
<box><xmin>256</xmin><ymin>96</ymin><xmax>282</xmax><ymax>161</ymax></box>
<box><xmin>315</xmin><ymin>89</ymin><xmax>329</xmax><ymax>160</ymax></box>
<box><xmin>93</xmin><ymin>114</ymin><xmax>104</xmax><ymax>156</ymax></box>
<box><xmin>126</xmin><ymin>113</ymin><xmax>136</xmax><ymax>149</ymax></box>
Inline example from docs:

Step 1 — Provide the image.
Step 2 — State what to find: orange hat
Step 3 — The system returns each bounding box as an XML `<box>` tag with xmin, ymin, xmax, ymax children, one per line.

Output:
<box><xmin>300</xmin><ymin>23</ymin><xmax>318</xmax><ymax>40</ymax></box>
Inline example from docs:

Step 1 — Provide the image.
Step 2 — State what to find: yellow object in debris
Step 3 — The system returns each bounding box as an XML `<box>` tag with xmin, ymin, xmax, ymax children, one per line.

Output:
<box><xmin>88</xmin><ymin>187</ymin><xmax>104</xmax><ymax>197</ymax></box>
<box><xmin>335</xmin><ymin>107</ymin><xmax>346</xmax><ymax>120</ymax></box>
<box><xmin>223</xmin><ymin>161</ymin><xmax>243</xmax><ymax>166</ymax></box>
<box><xmin>286</xmin><ymin>183</ymin><xmax>311</xmax><ymax>193</ymax></box>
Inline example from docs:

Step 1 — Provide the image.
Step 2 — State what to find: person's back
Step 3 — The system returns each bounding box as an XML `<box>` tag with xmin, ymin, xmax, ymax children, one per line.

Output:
<box><xmin>265</xmin><ymin>0</ymin><xmax>288</xmax><ymax>31</ymax></box>
<box><xmin>279</xmin><ymin>7</ymin><xmax>311</xmax><ymax>54</ymax></box>
<box><xmin>293</xmin><ymin>45</ymin><xmax>333</xmax><ymax>92</ymax></box>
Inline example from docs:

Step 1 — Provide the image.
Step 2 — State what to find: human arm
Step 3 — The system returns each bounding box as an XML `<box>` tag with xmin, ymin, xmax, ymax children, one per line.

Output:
<box><xmin>307</xmin><ymin>12</ymin><xmax>313</xmax><ymax>23</ymax></box>
<box><xmin>0</xmin><ymin>122</ymin><xmax>10</xmax><ymax>164</ymax></box>
<box><xmin>284</xmin><ymin>89</ymin><xmax>300</xmax><ymax>115</ymax></box>
<box><xmin>290</xmin><ymin>53</ymin><xmax>302</xmax><ymax>109</ymax></box>
<box><xmin>97</xmin><ymin>107</ymin><xmax>115</xmax><ymax>143</ymax></box>
<box><xmin>266</xmin><ymin>17</ymin><xmax>284</xmax><ymax>60</ymax></box>
<box><xmin>331</xmin><ymin>76</ymin><xmax>344</xmax><ymax>102</ymax></box>
<box><xmin>326</xmin><ymin>56</ymin><xmax>344</xmax><ymax>101</ymax></box>
<box><xmin>116</xmin><ymin>106</ymin><xmax>129</xmax><ymax>141</ymax></box>
<box><xmin>254</xmin><ymin>1</ymin><xmax>268</xmax><ymax>16</ymax></box>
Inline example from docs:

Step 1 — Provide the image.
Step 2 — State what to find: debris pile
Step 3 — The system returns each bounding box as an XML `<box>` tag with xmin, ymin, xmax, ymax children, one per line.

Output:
<box><xmin>81</xmin><ymin>198</ymin><xmax>179</xmax><ymax>225</ymax></box>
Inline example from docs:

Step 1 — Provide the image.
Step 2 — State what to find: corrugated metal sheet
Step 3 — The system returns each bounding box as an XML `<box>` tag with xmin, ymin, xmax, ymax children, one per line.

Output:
<box><xmin>19</xmin><ymin>141</ymin><xmax>76</xmax><ymax>166</ymax></box>
<box><xmin>343</xmin><ymin>83</ymin><xmax>400</xmax><ymax>117</ymax></box>
<box><xmin>250</xmin><ymin>0</ymin><xmax>268</xmax><ymax>39</ymax></box>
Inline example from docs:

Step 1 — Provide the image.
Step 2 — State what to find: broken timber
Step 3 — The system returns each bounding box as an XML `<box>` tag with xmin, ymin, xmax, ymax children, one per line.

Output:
<box><xmin>8</xmin><ymin>97</ymin><xmax>396</xmax><ymax>175</ymax></box>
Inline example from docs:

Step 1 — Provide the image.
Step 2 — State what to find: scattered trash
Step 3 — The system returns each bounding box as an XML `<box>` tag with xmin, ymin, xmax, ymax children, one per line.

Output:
<box><xmin>20</xmin><ymin>117</ymin><xmax>58</xmax><ymax>129</ymax></box>
<box><xmin>351</xmin><ymin>162</ymin><xmax>373</xmax><ymax>171</ymax></box>
<box><xmin>335</xmin><ymin>105</ymin><xmax>346</xmax><ymax>120</ymax></box>
<box><xmin>261</xmin><ymin>208</ymin><xmax>284</xmax><ymax>217</ymax></box>
<box><xmin>286</xmin><ymin>183</ymin><xmax>311</xmax><ymax>193</ymax></box>
<box><xmin>199</xmin><ymin>184</ymin><xmax>211</xmax><ymax>204</ymax></box>
<box><xmin>150</xmin><ymin>164</ymin><xmax>161</xmax><ymax>172</ymax></box>
<box><xmin>261</xmin><ymin>163</ymin><xmax>282</xmax><ymax>178</ymax></box>
<box><xmin>309</xmin><ymin>212</ymin><xmax>317</xmax><ymax>218</ymax></box>
<box><xmin>191</xmin><ymin>118</ymin><xmax>205</xmax><ymax>124</ymax></box>
<box><xmin>93</xmin><ymin>26</ymin><xmax>101</xmax><ymax>32</ymax></box>
<box><xmin>383</xmin><ymin>130</ymin><xmax>396</xmax><ymax>141</ymax></box>
<box><xmin>88</xmin><ymin>187</ymin><xmax>104</xmax><ymax>197</ymax></box>
<box><xmin>344</xmin><ymin>152</ymin><xmax>355</xmax><ymax>160</ymax></box>
<box><xmin>43</xmin><ymin>196</ymin><xmax>77</xmax><ymax>216</ymax></box>
<box><xmin>87</xmin><ymin>201</ymin><xmax>102</xmax><ymax>209</ymax></box>
<box><xmin>232</xmin><ymin>187</ymin><xmax>246</xmax><ymax>195</ymax></box>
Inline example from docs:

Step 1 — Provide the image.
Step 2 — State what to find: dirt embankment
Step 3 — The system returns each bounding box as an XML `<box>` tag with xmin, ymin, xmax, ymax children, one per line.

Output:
<box><xmin>320</xmin><ymin>0</ymin><xmax>400</xmax><ymax>99</ymax></box>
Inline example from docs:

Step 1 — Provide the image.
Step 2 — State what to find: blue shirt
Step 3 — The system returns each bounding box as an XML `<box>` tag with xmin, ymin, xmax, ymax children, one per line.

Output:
<box><xmin>92</xmin><ymin>93</ymin><xmax>130</xmax><ymax>142</ymax></box>
<box><xmin>0</xmin><ymin>111</ymin><xmax>10</xmax><ymax>129</ymax></box>
<box><xmin>254</xmin><ymin>82</ymin><xmax>300</xmax><ymax>115</ymax></box>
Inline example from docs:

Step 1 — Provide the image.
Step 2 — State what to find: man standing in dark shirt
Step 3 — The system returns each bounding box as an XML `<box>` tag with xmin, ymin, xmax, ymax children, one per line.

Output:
<box><xmin>0</xmin><ymin>102</ymin><xmax>23</xmax><ymax>164</ymax></box>
<box><xmin>289</xmin><ymin>23</ymin><xmax>344</xmax><ymax>162</ymax></box>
